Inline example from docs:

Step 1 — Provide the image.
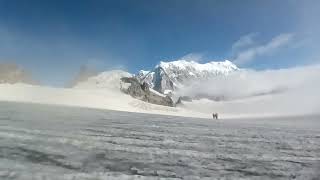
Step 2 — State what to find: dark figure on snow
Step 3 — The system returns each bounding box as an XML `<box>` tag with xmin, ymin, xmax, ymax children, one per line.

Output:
<box><xmin>212</xmin><ymin>113</ymin><xmax>218</xmax><ymax>119</ymax></box>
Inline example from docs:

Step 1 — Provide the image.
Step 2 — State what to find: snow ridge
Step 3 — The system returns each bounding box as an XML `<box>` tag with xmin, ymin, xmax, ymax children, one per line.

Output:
<box><xmin>137</xmin><ymin>59</ymin><xmax>239</xmax><ymax>93</ymax></box>
<box><xmin>158</xmin><ymin>60</ymin><xmax>238</xmax><ymax>73</ymax></box>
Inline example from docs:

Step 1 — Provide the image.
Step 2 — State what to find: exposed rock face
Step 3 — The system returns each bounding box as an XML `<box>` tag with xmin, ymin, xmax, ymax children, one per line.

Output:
<box><xmin>136</xmin><ymin>70</ymin><xmax>155</xmax><ymax>88</ymax></box>
<box><xmin>136</xmin><ymin>67</ymin><xmax>174</xmax><ymax>94</ymax></box>
<box><xmin>120</xmin><ymin>77</ymin><xmax>174</xmax><ymax>107</ymax></box>
<box><xmin>120</xmin><ymin>77</ymin><xmax>145</xmax><ymax>97</ymax></box>
<box><xmin>0</xmin><ymin>63</ymin><xmax>37</xmax><ymax>84</ymax></box>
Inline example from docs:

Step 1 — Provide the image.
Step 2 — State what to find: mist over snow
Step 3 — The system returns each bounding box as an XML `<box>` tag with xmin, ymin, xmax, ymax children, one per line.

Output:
<box><xmin>66</xmin><ymin>65</ymin><xmax>99</xmax><ymax>88</ymax></box>
<box><xmin>178</xmin><ymin>64</ymin><xmax>320</xmax><ymax>99</ymax></box>
<box><xmin>179</xmin><ymin>64</ymin><xmax>320</xmax><ymax>116</ymax></box>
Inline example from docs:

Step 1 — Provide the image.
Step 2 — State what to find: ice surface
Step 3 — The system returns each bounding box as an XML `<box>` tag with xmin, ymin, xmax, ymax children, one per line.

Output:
<box><xmin>0</xmin><ymin>101</ymin><xmax>319</xmax><ymax>180</ymax></box>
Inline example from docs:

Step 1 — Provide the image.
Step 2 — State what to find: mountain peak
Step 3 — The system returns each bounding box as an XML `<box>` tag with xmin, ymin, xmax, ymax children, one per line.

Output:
<box><xmin>157</xmin><ymin>59</ymin><xmax>238</xmax><ymax>73</ymax></box>
<box><xmin>138</xmin><ymin>59</ymin><xmax>239</xmax><ymax>93</ymax></box>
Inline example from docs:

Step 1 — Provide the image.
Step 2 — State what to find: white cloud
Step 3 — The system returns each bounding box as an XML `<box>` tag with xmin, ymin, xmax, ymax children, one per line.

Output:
<box><xmin>179</xmin><ymin>64</ymin><xmax>319</xmax><ymax>99</ymax></box>
<box><xmin>233</xmin><ymin>33</ymin><xmax>294</xmax><ymax>65</ymax></box>
<box><xmin>180</xmin><ymin>53</ymin><xmax>204</xmax><ymax>62</ymax></box>
<box><xmin>231</xmin><ymin>33</ymin><xmax>258</xmax><ymax>53</ymax></box>
<box><xmin>178</xmin><ymin>64</ymin><xmax>320</xmax><ymax>116</ymax></box>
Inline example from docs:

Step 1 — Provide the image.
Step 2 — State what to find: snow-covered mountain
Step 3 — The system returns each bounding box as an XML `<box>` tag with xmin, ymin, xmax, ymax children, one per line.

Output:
<box><xmin>73</xmin><ymin>60</ymin><xmax>239</xmax><ymax>102</ymax></box>
<box><xmin>136</xmin><ymin>60</ymin><xmax>239</xmax><ymax>94</ymax></box>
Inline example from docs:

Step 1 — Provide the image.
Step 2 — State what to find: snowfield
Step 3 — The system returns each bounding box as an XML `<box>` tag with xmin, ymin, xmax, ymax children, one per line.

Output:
<box><xmin>0</xmin><ymin>101</ymin><xmax>319</xmax><ymax>179</ymax></box>
<box><xmin>0</xmin><ymin>83</ymin><xmax>208</xmax><ymax>119</ymax></box>
<box><xmin>1</xmin><ymin>82</ymin><xmax>316</xmax><ymax>120</ymax></box>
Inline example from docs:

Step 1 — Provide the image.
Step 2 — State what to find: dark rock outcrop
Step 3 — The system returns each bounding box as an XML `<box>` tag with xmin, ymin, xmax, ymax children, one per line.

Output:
<box><xmin>120</xmin><ymin>77</ymin><xmax>174</xmax><ymax>107</ymax></box>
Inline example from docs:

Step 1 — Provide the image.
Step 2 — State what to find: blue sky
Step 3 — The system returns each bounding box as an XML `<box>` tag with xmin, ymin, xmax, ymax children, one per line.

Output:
<box><xmin>0</xmin><ymin>0</ymin><xmax>319</xmax><ymax>86</ymax></box>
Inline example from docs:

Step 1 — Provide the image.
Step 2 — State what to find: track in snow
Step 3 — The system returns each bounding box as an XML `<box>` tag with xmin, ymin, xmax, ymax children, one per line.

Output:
<box><xmin>0</xmin><ymin>102</ymin><xmax>319</xmax><ymax>180</ymax></box>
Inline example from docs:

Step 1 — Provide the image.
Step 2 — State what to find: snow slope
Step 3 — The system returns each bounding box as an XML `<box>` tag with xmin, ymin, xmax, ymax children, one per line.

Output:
<box><xmin>0</xmin><ymin>70</ymin><xmax>208</xmax><ymax>118</ymax></box>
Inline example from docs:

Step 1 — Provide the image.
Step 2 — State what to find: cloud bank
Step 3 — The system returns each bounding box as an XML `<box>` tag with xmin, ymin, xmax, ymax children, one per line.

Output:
<box><xmin>178</xmin><ymin>64</ymin><xmax>320</xmax><ymax>116</ymax></box>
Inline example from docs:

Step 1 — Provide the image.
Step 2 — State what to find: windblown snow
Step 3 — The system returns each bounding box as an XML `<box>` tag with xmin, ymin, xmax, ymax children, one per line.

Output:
<box><xmin>74</xmin><ymin>70</ymin><xmax>132</xmax><ymax>90</ymax></box>
<box><xmin>0</xmin><ymin>69</ymin><xmax>207</xmax><ymax>118</ymax></box>
<box><xmin>0</xmin><ymin>62</ymin><xmax>37</xmax><ymax>85</ymax></box>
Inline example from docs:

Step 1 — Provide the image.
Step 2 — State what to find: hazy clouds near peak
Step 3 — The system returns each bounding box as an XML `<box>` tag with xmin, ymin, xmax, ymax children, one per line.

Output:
<box><xmin>177</xmin><ymin>64</ymin><xmax>320</xmax><ymax>101</ymax></box>
<box><xmin>179</xmin><ymin>53</ymin><xmax>205</xmax><ymax>62</ymax></box>
<box><xmin>179</xmin><ymin>64</ymin><xmax>320</xmax><ymax>116</ymax></box>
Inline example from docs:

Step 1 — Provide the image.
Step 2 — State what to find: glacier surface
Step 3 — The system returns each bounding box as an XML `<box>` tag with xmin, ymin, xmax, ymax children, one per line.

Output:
<box><xmin>0</xmin><ymin>101</ymin><xmax>319</xmax><ymax>180</ymax></box>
